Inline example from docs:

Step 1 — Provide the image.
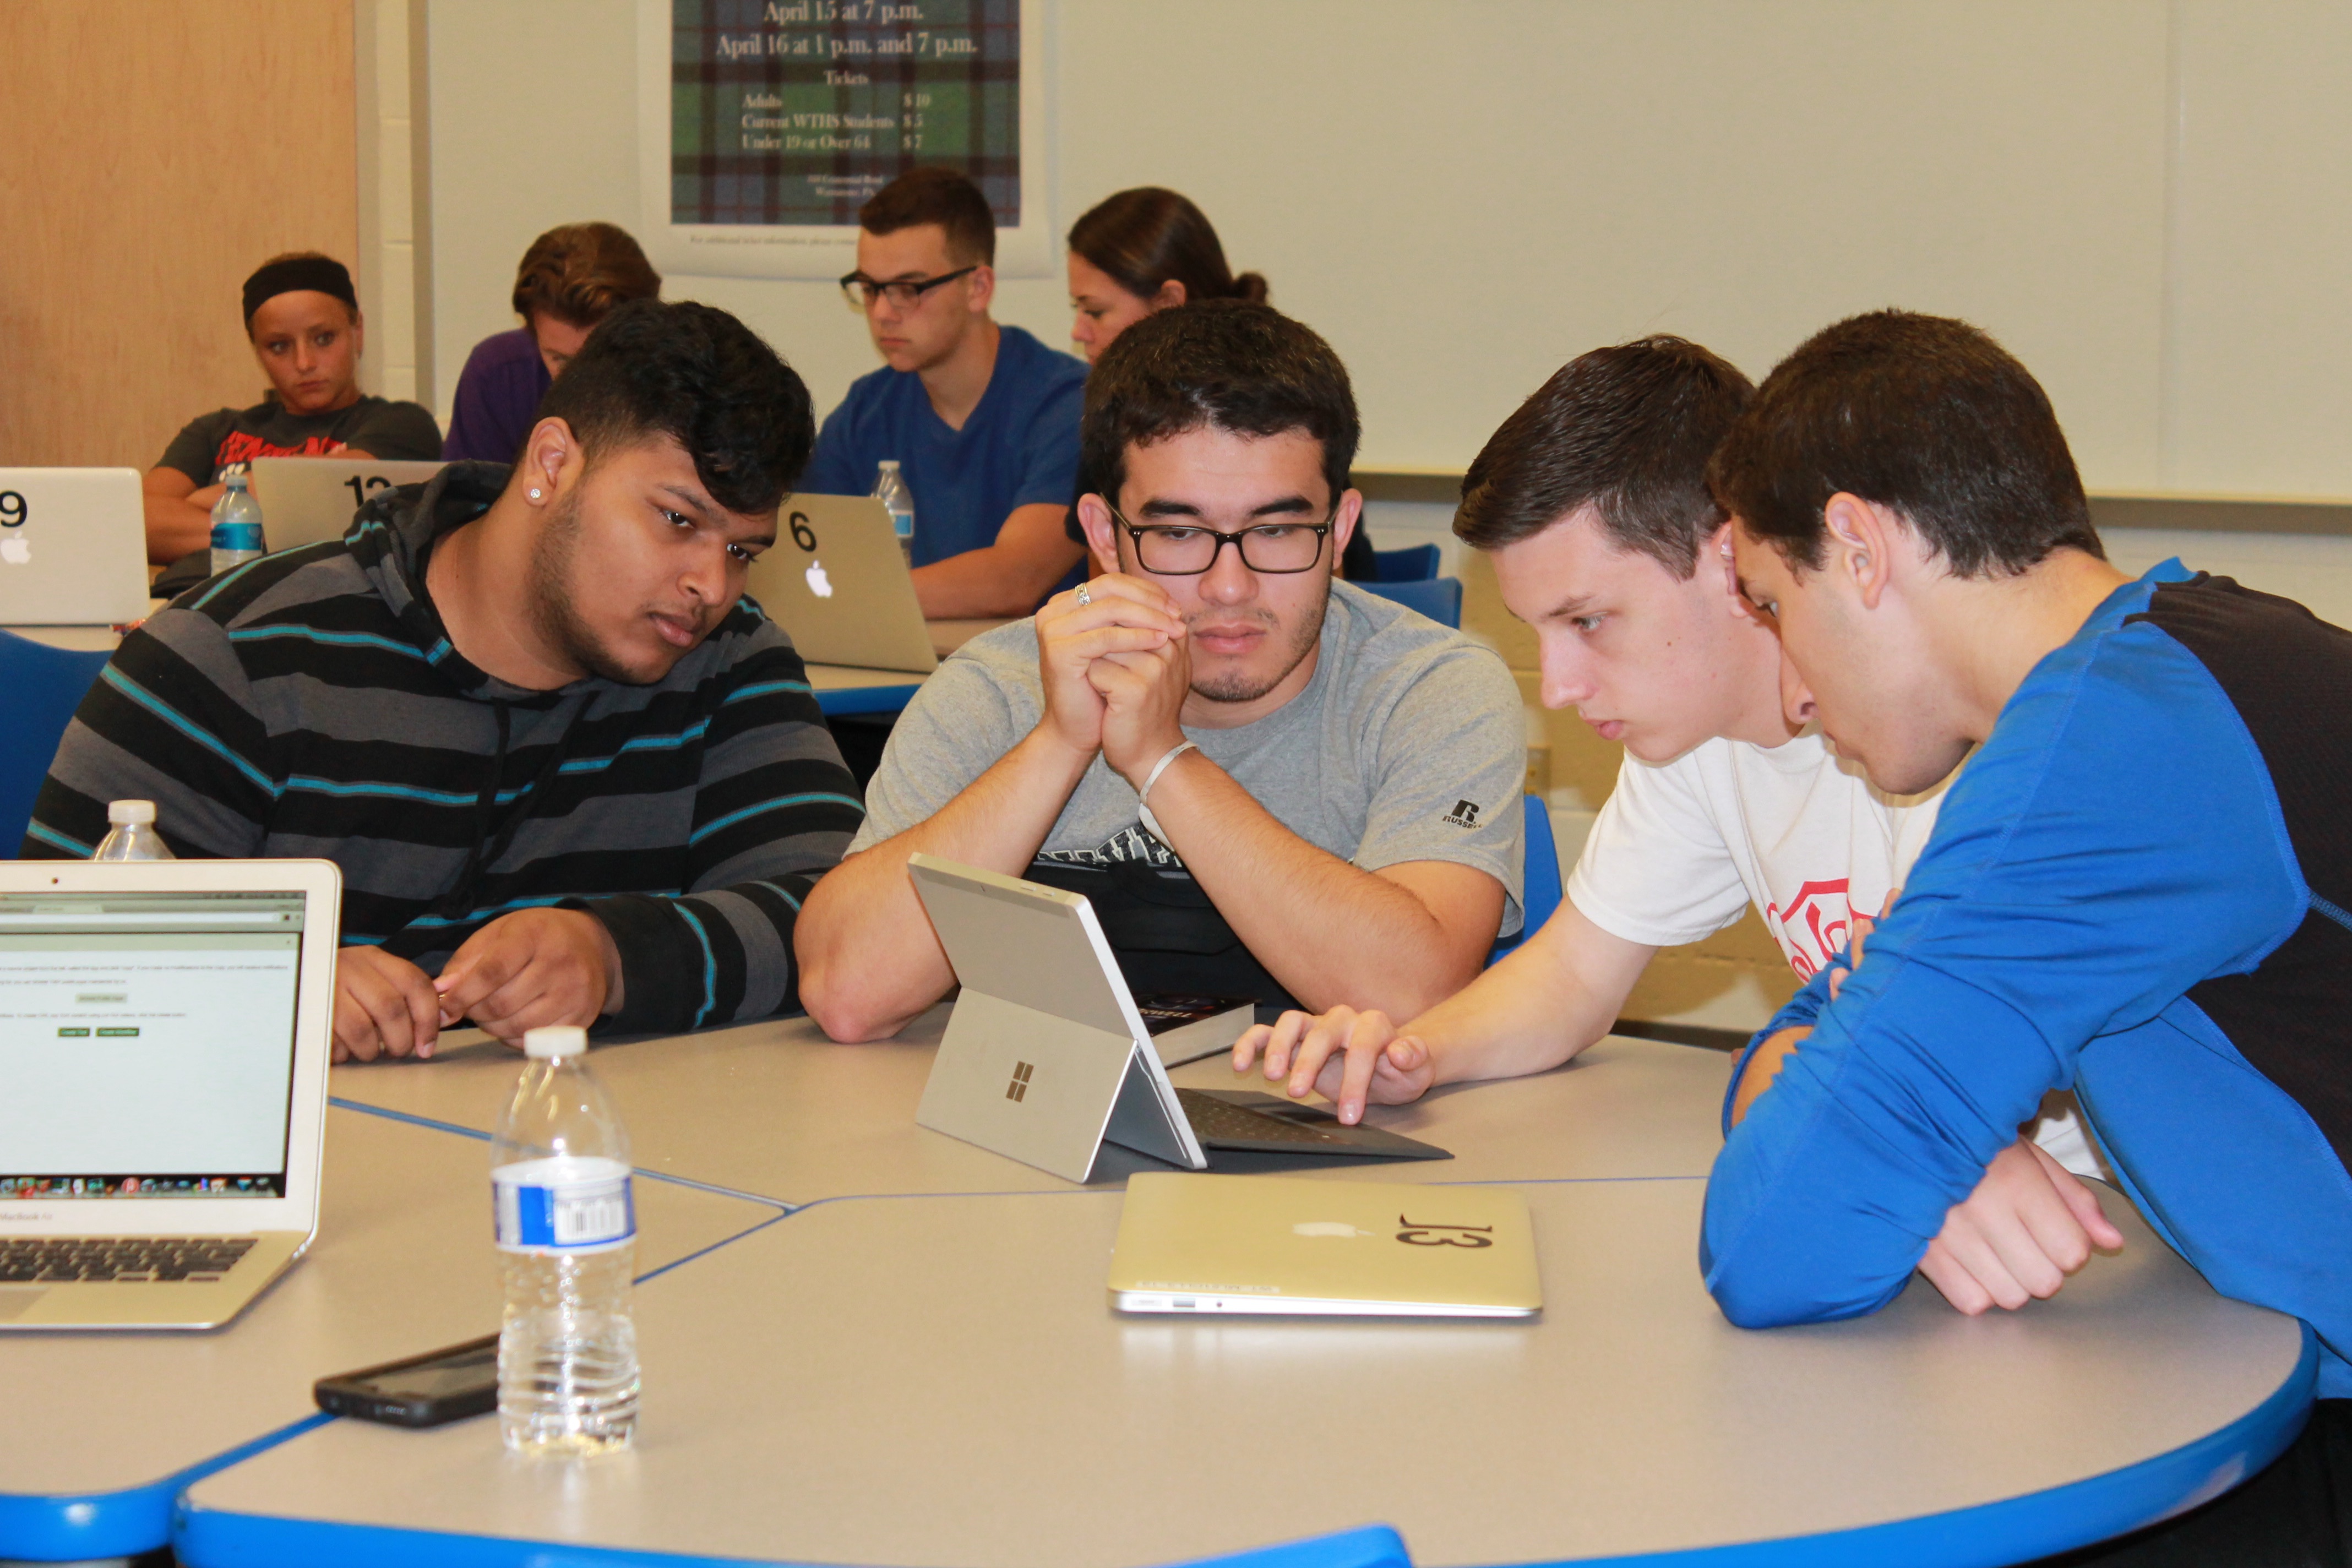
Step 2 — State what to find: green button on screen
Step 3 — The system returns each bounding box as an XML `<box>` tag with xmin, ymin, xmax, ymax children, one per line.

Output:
<box><xmin>95</xmin><ymin>1027</ymin><xmax>139</xmax><ymax>1038</ymax></box>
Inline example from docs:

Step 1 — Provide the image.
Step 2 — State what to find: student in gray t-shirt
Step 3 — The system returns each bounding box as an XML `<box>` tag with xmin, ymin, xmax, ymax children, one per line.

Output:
<box><xmin>797</xmin><ymin>301</ymin><xmax>1524</xmax><ymax>1042</ymax></box>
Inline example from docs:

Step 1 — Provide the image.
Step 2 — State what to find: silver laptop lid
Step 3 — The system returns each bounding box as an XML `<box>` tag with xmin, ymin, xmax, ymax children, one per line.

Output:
<box><xmin>745</xmin><ymin>493</ymin><xmax>938</xmax><ymax>674</ymax></box>
<box><xmin>0</xmin><ymin>859</ymin><xmax>340</xmax><ymax>1237</ymax></box>
<box><xmin>246</xmin><ymin>458</ymin><xmax>447</xmax><ymax>552</ymax></box>
<box><xmin>0</xmin><ymin>469</ymin><xmax>150</xmax><ymax>627</ymax></box>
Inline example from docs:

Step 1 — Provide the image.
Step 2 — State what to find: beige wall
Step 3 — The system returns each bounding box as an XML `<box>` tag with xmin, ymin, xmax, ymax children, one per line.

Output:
<box><xmin>417</xmin><ymin>1</ymin><xmax>2352</xmax><ymax>500</ymax></box>
<box><xmin>0</xmin><ymin>0</ymin><xmax>358</xmax><ymax>470</ymax></box>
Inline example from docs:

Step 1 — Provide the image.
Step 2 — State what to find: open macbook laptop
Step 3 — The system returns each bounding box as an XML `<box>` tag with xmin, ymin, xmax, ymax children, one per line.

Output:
<box><xmin>908</xmin><ymin>854</ymin><xmax>1447</xmax><ymax>1183</ymax></box>
<box><xmin>0</xmin><ymin>467</ymin><xmax>151</xmax><ymax>626</ymax></box>
<box><xmin>0</xmin><ymin>858</ymin><xmax>341</xmax><ymax>1329</ymax></box>
<box><xmin>744</xmin><ymin>493</ymin><xmax>938</xmax><ymax>674</ymax></box>
<box><xmin>1109</xmin><ymin>1172</ymin><xmax>1540</xmax><ymax>1317</ymax></box>
<box><xmin>247</xmin><ymin>457</ymin><xmax>447</xmax><ymax>552</ymax></box>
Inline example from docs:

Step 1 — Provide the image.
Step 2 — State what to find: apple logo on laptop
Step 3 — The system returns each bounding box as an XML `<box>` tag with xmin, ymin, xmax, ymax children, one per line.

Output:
<box><xmin>805</xmin><ymin>560</ymin><xmax>833</xmax><ymax>598</ymax></box>
<box><xmin>0</xmin><ymin>535</ymin><xmax>29</xmax><ymax>566</ymax></box>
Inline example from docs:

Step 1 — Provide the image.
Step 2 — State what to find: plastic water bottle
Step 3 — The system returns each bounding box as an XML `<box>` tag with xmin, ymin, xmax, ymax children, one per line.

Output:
<box><xmin>873</xmin><ymin>460</ymin><xmax>915</xmax><ymax>564</ymax></box>
<box><xmin>208</xmin><ymin>472</ymin><xmax>265</xmax><ymax>576</ymax></box>
<box><xmin>492</xmin><ymin>1025</ymin><xmax>639</xmax><ymax>1456</ymax></box>
<box><xmin>92</xmin><ymin>800</ymin><xmax>174</xmax><ymax>862</ymax></box>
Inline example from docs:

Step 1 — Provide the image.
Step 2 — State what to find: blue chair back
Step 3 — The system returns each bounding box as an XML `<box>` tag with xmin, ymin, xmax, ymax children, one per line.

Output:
<box><xmin>1160</xmin><ymin>1523</ymin><xmax>1412</xmax><ymax>1568</ymax></box>
<box><xmin>0</xmin><ymin>629</ymin><xmax>111</xmax><ymax>855</ymax></box>
<box><xmin>1489</xmin><ymin>793</ymin><xmax>1562</xmax><ymax>965</ymax></box>
<box><xmin>1357</xmin><ymin>575</ymin><xmax>1462</xmax><ymax>629</ymax></box>
<box><xmin>1370</xmin><ymin>542</ymin><xmax>1440</xmax><ymax>581</ymax></box>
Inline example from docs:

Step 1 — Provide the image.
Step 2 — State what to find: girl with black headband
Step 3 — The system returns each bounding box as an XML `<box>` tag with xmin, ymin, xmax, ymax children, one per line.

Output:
<box><xmin>142</xmin><ymin>252</ymin><xmax>440</xmax><ymax>579</ymax></box>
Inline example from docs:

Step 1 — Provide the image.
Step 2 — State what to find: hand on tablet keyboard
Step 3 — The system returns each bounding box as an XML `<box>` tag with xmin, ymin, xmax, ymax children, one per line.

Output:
<box><xmin>1233</xmin><ymin>1005</ymin><xmax>1436</xmax><ymax>1126</ymax></box>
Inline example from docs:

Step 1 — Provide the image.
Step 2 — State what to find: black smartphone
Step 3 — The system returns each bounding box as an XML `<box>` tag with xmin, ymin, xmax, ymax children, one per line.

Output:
<box><xmin>314</xmin><ymin>1333</ymin><xmax>500</xmax><ymax>1427</ymax></box>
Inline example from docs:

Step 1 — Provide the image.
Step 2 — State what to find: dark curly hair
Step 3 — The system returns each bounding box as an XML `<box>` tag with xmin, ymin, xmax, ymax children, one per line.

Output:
<box><xmin>1077</xmin><ymin>300</ymin><xmax>1357</xmax><ymax>507</ymax></box>
<box><xmin>536</xmin><ymin>299</ymin><xmax>813</xmax><ymax>516</ymax></box>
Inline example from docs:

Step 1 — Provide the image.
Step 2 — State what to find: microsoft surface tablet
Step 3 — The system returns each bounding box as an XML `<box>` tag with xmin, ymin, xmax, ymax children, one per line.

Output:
<box><xmin>247</xmin><ymin>458</ymin><xmax>447</xmax><ymax>552</ymax></box>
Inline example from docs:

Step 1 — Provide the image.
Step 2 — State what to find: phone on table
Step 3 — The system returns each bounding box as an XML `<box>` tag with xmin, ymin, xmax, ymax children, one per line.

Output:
<box><xmin>314</xmin><ymin>1332</ymin><xmax>499</xmax><ymax>1427</ymax></box>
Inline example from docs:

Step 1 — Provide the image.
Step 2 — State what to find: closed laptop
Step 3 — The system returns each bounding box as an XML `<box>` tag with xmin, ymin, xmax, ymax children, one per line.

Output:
<box><xmin>0</xmin><ymin>468</ymin><xmax>150</xmax><ymax>627</ymax></box>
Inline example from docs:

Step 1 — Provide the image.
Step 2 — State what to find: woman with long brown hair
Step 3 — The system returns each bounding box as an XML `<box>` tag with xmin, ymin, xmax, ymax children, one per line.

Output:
<box><xmin>1065</xmin><ymin>187</ymin><xmax>1266</xmax><ymax>364</ymax></box>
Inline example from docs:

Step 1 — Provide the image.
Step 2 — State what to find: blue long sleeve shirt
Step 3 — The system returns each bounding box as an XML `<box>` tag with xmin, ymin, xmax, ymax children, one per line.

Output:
<box><xmin>1704</xmin><ymin>561</ymin><xmax>2352</xmax><ymax>1398</ymax></box>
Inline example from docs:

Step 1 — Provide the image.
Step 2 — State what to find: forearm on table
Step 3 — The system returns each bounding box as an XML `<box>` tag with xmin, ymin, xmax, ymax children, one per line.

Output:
<box><xmin>1413</xmin><ymin>906</ymin><xmax>1654</xmax><ymax>1087</ymax></box>
<box><xmin>143</xmin><ymin>494</ymin><xmax>215</xmax><ymax>563</ymax></box>
<box><xmin>1145</xmin><ymin>752</ymin><xmax>1480</xmax><ymax>1018</ymax></box>
<box><xmin>910</xmin><ymin>505</ymin><xmax>1084</xmax><ymax>618</ymax></box>
<box><xmin>797</xmin><ymin>728</ymin><xmax>1090</xmax><ymax>1039</ymax></box>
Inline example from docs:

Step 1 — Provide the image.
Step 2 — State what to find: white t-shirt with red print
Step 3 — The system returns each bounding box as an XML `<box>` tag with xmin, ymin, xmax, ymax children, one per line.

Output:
<box><xmin>1568</xmin><ymin>727</ymin><xmax>1942</xmax><ymax>980</ymax></box>
<box><xmin>1567</xmin><ymin>727</ymin><xmax>2104</xmax><ymax>1177</ymax></box>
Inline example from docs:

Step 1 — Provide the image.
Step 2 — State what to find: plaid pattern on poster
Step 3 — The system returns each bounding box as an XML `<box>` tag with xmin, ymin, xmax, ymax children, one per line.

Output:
<box><xmin>670</xmin><ymin>0</ymin><xmax>1020</xmax><ymax>227</ymax></box>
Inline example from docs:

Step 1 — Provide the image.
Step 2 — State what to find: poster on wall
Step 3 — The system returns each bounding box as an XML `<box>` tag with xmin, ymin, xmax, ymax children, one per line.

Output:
<box><xmin>636</xmin><ymin>0</ymin><xmax>1050</xmax><ymax>280</ymax></box>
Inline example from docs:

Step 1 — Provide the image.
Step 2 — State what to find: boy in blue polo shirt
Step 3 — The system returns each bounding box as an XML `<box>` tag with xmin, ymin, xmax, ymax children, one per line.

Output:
<box><xmin>802</xmin><ymin>168</ymin><xmax>1087</xmax><ymax>619</ymax></box>
<box><xmin>1709</xmin><ymin>309</ymin><xmax>2350</xmax><ymax>1563</ymax></box>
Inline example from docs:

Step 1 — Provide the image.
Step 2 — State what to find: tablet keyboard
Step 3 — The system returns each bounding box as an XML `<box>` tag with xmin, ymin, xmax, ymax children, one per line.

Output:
<box><xmin>0</xmin><ymin>1237</ymin><xmax>254</xmax><ymax>1283</ymax></box>
<box><xmin>1177</xmin><ymin>1088</ymin><xmax>1356</xmax><ymax>1146</ymax></box>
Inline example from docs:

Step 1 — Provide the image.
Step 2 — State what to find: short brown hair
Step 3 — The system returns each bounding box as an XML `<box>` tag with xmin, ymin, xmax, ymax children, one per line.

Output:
<box><xmin>859</xmin><ymin>167</ymin><xmax>995</xmax><ymax>266</ymax></box>
<box><xmin>1707</xmin><ymin>311</ymin><xmax>2102</xmax><ymax>579</ymax></box>
<box><xmin>1456</xmin><ymin>337</ymin><xmax>1754</xmax><ymax>578</ymax></box>
<box><xmin>511</xmin><ymin>223</ymin><xmax>662</xmax><ymax>329</ymax></box>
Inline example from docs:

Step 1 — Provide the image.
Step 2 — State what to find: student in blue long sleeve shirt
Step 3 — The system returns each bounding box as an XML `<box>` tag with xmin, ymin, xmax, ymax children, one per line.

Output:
<box><xmin>1707</xmin><ymin>309</ymin><xmax>2350</xmax><ymax>1564</ymax></box>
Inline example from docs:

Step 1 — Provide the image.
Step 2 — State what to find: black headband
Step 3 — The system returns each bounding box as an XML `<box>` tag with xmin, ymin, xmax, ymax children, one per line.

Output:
<box><xmin>241</xmin><ymin>257</ymin><xmax>358</xmax><ymax>327</ymax></box>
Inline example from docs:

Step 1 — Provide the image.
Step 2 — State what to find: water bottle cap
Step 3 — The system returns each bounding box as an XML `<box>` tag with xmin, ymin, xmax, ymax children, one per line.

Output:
<box><xmin>523</xmin><ymin>1025</ymin><xmax>589</xmax><ymax>1059</ymax></box>
<box><xmin>224</xmin><ymin>472</ymin><xmax>248</xmax><ymax>488</ymax></box>
<box><xmin>106</xmin><ymin>799</ymin><xmax>156</xmax><ymax>825</ymax></box>
<box><xmin>878</xmin><ymin>459</ymin><xmax>900</xmax><ymax>472</ymax></box>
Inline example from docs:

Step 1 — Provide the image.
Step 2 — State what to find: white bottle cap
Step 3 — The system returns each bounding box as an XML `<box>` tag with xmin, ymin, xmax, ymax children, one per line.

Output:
<box><xmin>523</xmin><ymin>1025</ymin><xmax>589</xmax><ymax>1060</ymax></box>
<box><xmin>106</xmin><ymin>799</ymin><xmax>156</xmax><ymax>825</ymax></box>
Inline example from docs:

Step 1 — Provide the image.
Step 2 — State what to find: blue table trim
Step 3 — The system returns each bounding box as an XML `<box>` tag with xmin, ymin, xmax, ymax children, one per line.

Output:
<box><xmin>0</xmin><ymin>1410</ymin><xmax>331</xmax><ymax>1564</ymax></box>
<box><xmin>814</xmin><ymin>680</ymin><xmax>920</xmax><ymax>717</ymax></box>
<box><xmin>173</xmin><ymin>1505</ymin><xmax>1409</xmax><ymax>1568</ymax></box>
<box><xmin>1506</xmin><ymin>1322</ymin><xmax>2319</xmax><ymax>1567</ymax></box>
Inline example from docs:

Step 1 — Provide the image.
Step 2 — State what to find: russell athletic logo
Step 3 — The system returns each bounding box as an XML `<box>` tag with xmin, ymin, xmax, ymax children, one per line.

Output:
<box><xmin>1442</xmin><ymin>799</ymin><xmax>1483</xmax><ymax>829</ymax></box>
<box><xmin>1005</xmin><ymin>1061</ymin><xmax>1035</xmax><ymax>1102</ymax></box>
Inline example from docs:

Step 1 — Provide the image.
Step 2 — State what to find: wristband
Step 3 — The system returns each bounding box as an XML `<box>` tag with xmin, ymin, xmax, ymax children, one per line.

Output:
<box><xmin>1135</xmin><ymin>740</ymin><xmax>1199</xmax><ymax>843</ymax></box>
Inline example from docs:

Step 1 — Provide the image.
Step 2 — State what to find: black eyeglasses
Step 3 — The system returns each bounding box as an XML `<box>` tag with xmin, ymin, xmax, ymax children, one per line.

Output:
<box><xmin>1107</xmin><ymin>504</ymin><xmax>1334</xmax><ymax>575</ymax></box>
<box><xmin>839</xmin><ymin>266</ymin><xmax>979</xmax><ymax>311</ymax></box>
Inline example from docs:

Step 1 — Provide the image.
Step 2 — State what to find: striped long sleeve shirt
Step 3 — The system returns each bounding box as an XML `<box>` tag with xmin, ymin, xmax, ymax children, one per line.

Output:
<box><xmin>24</xmin><ymin>464</ymin><xmax>864</xmax><ymax>1035</ymax></box>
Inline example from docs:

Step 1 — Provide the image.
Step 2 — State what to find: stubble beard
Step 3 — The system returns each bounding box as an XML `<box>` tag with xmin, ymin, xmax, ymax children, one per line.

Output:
<box><xmin>526</xmin><ymin>490</ymin><xmax>646</xmax><ymax>685</ymax></box>
<box><xmin>1186</xmin><ymin>574</ymin><xmax>1330</xmax><ymax>706</ymax></box>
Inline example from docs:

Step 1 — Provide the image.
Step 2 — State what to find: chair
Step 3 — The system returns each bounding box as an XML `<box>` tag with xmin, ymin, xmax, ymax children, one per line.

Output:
<box><xmin>0</xmin><ymin>628</ymin><xmax>111</xmax><ymax>854</ymax></box>
<box><xmin>1159</xmin><ymin>1523</ymin><xmax>1413</xmax><ymax>1568</ymax></box>
<box><xmin>1370</xmin><ymin>541</ymin><xmax>1440</xmax><ymax>581</ymax></box>
<box><xmin>1356</xmin><ymin>575</ymin><xmax>1463</xmax><ymax>629</ymax></box>
<box><xmin>1489</xmin><ymin>793</ymin><xmax>1562</xmax><ymax>965</ymax></box>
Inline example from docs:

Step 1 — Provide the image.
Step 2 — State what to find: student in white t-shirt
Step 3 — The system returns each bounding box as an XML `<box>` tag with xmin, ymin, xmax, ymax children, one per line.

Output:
<box><xmin>1237</xmin><ymin>337</ymin><xmax>2119</xmax><ymax>1319</ymax></box>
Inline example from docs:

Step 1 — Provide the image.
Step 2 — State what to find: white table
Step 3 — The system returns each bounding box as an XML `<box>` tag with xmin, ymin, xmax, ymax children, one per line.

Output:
<box><xmin>173</xmin><ymin>1178</ymin><xmax>2312</xmax><ymax>1568</ymax></box>
<box><xmin>0</xmin><ymin>1104</ymin><xmax>781</xmax><ymax>1562</ymax></box>
<box><xmin>327</xmin><ymin>1012</ymin><xmax>1737</xmax><ymax>1205</ymax></box>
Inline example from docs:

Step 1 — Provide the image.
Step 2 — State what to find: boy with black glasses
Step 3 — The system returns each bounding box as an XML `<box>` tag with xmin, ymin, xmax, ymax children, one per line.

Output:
<box><xmin>802</xmin><ymin>167</ymin><xmax>1087</xmax><ymax>618</ymax></box>
<box><xmin>796</xmin><ymin>301</ymin><xmax>1525</xmax><ymax>1043</ymax></box>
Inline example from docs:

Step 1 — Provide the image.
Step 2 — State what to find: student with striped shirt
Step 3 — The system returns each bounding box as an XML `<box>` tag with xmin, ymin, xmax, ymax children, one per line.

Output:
<box><xmin>26</xmin><ymin>300</ymin><xmax>863</xmax><ymax>1062</ymax></box>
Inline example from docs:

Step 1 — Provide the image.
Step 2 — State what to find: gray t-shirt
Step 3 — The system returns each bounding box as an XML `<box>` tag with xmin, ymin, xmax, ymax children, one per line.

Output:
<box><xmin>853</xmin><ymin>580</ymin><xmax>1528</xmax><ymax>939</ymax></box>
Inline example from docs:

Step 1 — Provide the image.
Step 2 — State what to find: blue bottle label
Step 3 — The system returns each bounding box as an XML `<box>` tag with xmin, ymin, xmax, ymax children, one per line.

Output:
<box><xmin>492</xmin><ymin>1157</ymin><xmax>635</xmax><ymax>1254</ymax></box>
<box><xmin>210</xmin><ymin>521</ymin><xmax>264</xmax><ymax>553</ymax></box>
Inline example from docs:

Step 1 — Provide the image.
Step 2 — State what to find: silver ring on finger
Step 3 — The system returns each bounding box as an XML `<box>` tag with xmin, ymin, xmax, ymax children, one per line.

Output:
<box><xmin>1075</xmin><ymin>581</ymin><xmax>1092</xmax><ymax>607</ymax></box>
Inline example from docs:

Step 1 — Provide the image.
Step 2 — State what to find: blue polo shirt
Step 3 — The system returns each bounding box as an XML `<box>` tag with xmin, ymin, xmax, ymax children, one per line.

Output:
<box><xmin>802</xmin><ymin>324</ymin><xmax>1086</xmax><ymax>571</ymax></box>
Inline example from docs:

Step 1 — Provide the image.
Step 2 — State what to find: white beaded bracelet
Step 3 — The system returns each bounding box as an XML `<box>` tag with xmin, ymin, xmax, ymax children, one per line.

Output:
<box><xmin>1135</xmin><ymin>739</ymin><xmax>1199</xmax><ymax>843</ymax></box>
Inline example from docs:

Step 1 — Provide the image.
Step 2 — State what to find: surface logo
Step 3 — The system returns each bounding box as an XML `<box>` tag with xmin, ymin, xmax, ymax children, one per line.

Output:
<box><xmin>1441</xmin><ymin>799</ymin><xmax>1482</xmax><ymax>829</ymax></box>
<box><xmin>1005</xmin><ymin>1060</ymin><xmax>1035</xmax><ymax>1102</ymax></box>
<box><xmin>805</xmin><ymin>560</ymin><xmax>833</xmax><ymax>598</ymax></box>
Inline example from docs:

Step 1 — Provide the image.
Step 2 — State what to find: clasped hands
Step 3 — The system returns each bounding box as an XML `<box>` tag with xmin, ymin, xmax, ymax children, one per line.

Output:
<box><xmin>1035</xmin><ymin>574</ymin><xmax>1193</xmax><ymax>786</ymax></box>
<box><xmin>333</xmin><ymin>907</ymin><xmax>624</xmax><ymax>1063</ymax></box>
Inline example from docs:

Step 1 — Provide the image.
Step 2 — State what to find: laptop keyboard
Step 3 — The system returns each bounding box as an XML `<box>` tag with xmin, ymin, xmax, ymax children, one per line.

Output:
<box><xmin>1177</xmin><ymin>1089</ymin><xmax>1356</xmax><ymax>1146</ymax></box>
<box><xmin>0</xmin><ymin>1237</ymin><xmax>255</xmax><ymax>1283</ymax></box>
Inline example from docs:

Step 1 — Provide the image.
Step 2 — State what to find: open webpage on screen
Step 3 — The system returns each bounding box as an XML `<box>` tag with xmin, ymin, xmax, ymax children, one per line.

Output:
<box><xmin>0</xmin><ymin>901</ymin><xmax>302</xmax><ymax>1178</ymax></box>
